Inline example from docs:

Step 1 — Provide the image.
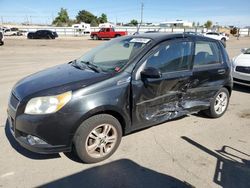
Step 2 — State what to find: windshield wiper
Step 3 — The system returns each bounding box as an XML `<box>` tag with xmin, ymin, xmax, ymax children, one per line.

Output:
<box><xmin>71</xmin><ymin>60</ymin><xmax>86</xmax><ymax>70</ymax></box>
<box><xmin>81</xmin><ymin>61</ymin><xmax>101</xmax><ymax>73</ymax></box>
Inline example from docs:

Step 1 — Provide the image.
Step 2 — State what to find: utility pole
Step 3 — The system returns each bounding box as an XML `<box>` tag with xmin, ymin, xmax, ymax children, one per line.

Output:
<box><xmin>137</xmin><ymin>2</ymin><xmax>144</xmax><ymax>33</ymax></box>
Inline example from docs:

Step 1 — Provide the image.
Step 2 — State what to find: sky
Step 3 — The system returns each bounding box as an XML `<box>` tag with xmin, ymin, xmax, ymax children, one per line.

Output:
<box><xmin>0</xmin><ymin>0</ymin><xmax>250</xmax><ymax>27</ymax></box>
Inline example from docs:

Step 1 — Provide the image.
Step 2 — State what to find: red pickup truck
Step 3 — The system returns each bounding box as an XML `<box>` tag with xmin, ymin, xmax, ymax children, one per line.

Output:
<box><xmin>90</xmin><ymin>28</ymin><xmax>127</xmax><ymax>40</ymax></box>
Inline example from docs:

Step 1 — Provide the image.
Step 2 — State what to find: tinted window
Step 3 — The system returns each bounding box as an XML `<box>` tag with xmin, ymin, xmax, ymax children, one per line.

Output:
<box><xmin>144</xmin><ymin>41</ymin><xmax>192</xmax><ymax>73</ymax></box>
<box><xmin>194</xmin><ymin>41</ymin><xmax>221</xmax><ymax>66</ymax></box>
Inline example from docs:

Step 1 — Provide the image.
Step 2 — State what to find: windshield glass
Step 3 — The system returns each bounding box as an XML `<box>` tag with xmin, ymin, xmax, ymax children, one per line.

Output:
<box><xmin>76</xmin><ymin>37</ymin><xmax>150</xmax><ymax>72</ymax></box>
<box><xmin>243</xmin><ymin>48</ymin><xmax>250</xmax><ymax>54</ymax></box>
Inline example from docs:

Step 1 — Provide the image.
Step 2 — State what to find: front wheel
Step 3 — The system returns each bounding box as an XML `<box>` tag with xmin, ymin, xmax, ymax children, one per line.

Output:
<box><xmin>204</xmin><ymin>88</ymin><xmax>229</xmax><ymax>118</ymax></box>
<box><xmin>74</xmin><ymin>114</ymin><xmax>122</xmax><ymax>163</ymax></box>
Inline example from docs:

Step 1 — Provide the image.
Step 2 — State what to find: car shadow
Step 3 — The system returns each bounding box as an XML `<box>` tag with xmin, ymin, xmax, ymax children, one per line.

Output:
<box><xmin>181</xmin><ymin>136</ymin><xmax>250</xmax><ymax>188</ymax></box>
<box><xmin>39</xmin><ymin>159</ymin><xmax>194</xmax><ymax>188</ymax></box>
<box><xmin>5</xmin><ymin>119</ymin><xmax>61</xmax><ymax>160</ymax></box>
<box><xmin>233</xmin><ymin>84</ymin><xmax>250</xmax><ymax>93</ymax></box>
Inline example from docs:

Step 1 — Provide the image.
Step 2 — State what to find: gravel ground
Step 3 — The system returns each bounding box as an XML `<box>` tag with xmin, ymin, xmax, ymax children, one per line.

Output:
<box><xmin>0</xmin><ymin>36</ymin><xmax>249</xmax><ymax>188</ymax></box>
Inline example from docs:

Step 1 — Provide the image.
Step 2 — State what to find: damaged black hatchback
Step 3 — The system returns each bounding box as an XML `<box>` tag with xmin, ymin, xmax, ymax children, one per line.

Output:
<box><xmin>7</xmin><ymin>33</ymin><xmax>232</xmax><ymax>163</ymax></box>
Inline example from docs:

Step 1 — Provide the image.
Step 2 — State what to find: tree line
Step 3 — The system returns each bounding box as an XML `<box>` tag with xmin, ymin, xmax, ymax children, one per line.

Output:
<box><xmin>53</xmin><ymin>8</ymin><xmax>214</xmax><ymax>29</ymax></box>
<box><xmin>52</xmin><ymin>8</ymin><xmax>108</xmax><ymax>27</ymax></box>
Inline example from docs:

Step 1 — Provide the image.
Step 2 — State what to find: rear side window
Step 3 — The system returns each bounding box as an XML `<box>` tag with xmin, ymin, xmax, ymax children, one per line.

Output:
<box><xmin>145</xmin><ymin>41</ymin><xmax>192</xmax><ymax>73</ymax></box>
<box><xmin>194</xmin><ymin>41</ymin><xmax>221</xmax><ymax>67</ymax></box>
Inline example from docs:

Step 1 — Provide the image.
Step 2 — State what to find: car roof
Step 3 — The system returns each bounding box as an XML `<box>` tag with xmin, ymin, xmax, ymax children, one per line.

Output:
<box><xmin>37</xmin><ymin>30</ymin><xmax>52</xmax><ymax>32</ymax></box>
<box><xmin>131</xmin><ymin>33</ymin><xmax>214</xmax><ymax>43</ymax></box>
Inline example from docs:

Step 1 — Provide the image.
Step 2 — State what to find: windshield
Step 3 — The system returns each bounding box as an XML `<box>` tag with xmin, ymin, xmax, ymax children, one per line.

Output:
<box><xmin>243</xmin><ymin>48</ymin><xmax>250</xmax><ymax>54</ymax></box>
<box><xmin>76</xmin><ymin>37</ymin><xmax>150</xmax><ymax>72</ymax></box>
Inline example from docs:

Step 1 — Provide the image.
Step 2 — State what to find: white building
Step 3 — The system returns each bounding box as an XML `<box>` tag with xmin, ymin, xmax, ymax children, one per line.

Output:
<box><xmin>160</xmin><ymin>20</ymin><xmax>193</xmax><ymax>27</ymax></box>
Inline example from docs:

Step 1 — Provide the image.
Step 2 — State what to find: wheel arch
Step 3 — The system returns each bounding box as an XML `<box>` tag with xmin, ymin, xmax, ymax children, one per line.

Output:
<box><xmin>72</xmin><ymin>105</ymin><xmax>130</xmax><ymax>138</ymax></box>
<box><xmin>223</xmin><ymin>85</ymin><xmax>232</xmax><ymax>96</ymax></box>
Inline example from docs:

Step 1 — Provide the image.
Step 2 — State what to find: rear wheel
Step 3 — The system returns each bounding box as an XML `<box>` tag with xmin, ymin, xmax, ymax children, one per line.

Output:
<box><xmin>93</xmin><ymin>35</ymin><xmax>98</xmax><ymax>40</ymax></box>
<box><xmin>221</xmin><ymin>38</ymin><xmax>226</xmax><ymax>42</ymax></box>
<box><xmin>204</xmin><ymin>88</ymin><xmax>229</xmax><ymax>118</ymax></box>
<box><xmin>74</xmin><ymin>114</ymin><xmax>122</xmax><ymax>163</ymax></box>
<box><xmin>115</xmin><ymin>34</ymin><xmax>121</xmax><ymax>38</ymax></box>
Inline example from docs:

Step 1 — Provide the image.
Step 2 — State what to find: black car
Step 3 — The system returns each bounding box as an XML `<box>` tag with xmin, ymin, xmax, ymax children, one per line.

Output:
<box><xmin>7</xmin><ymin>33</ymin><xmax>232</xmax><ymax>163</ymax></box>
<box><xmin>0</xmin><ymin>31</ymin><xmax>4</xmax><ymax>45</ymax></box>
<box><xmin>27</xmin><ymin>30</ymin><xmax>58</xmax><ymax>39</ymax></box>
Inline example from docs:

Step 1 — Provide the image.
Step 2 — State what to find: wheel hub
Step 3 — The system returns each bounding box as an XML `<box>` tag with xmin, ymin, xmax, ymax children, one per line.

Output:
<box><xmin>85</xmin><ymin>124</ymin><xmax>117</xmax><ymax>158</ymax></box>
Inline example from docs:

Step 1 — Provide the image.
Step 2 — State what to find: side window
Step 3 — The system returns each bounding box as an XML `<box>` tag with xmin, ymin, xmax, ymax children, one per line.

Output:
<box><xmin>194</xmin><ymin>41</ymin><xmax>221</xmax><ymax>67</ymax></box>
<box><xmin>144</xmin><ymin>41</ymin><xmax>192</xmax><ymax>73</ymax></box>
<box><xmin>106</xmin><ymin>28</ymin><xmax>110</xmax><ymax>32</ymax></box>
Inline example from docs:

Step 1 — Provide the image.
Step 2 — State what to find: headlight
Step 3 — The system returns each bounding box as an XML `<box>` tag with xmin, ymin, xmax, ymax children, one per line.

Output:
<box><xmin>24</xmin><ymin>91</ymin><xmax>72</xmax><ymax>114</ymax></box>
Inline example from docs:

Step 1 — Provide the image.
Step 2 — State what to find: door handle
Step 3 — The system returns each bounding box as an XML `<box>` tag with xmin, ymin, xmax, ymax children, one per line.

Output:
<box><xmin>218</xmin><ymin>69</ymin><xmax>226</xmax><ymax>75</ymax></box>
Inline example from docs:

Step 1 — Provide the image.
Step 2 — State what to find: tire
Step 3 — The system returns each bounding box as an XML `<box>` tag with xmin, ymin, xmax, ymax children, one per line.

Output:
<box><xmin>0</xmin><ymin>41</ymin><xmax>4</xmax><ymax>46</ymax></box>
<box><xmin>221</xmin><ymin>38</ymin><xmax>226</xmax><ymax>42</ymax></box>
<box><xmin>74</xmin><ymin>114</ymin><xmax>122</xmax><ymax>163</ymax></box>
<box><xmin>93</xmin><ymin>35</ymin><xmax>98</xmax><ymax>40</ymax></box>
<box><xmin>204</xmin><ymin>88</ymin><xmax>229</xmax><ymax>118</ymax></box>
<box><xmin>115</xmin><ymin>34</ymin><xmax>121</xmax><ymax>38</ymax></box>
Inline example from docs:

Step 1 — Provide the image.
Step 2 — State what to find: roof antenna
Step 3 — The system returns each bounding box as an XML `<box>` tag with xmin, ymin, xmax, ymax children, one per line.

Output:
<box><xmin>136</xmin><ymin>2</ymin><xmax>144</xmax><ymax>34</ymax></box>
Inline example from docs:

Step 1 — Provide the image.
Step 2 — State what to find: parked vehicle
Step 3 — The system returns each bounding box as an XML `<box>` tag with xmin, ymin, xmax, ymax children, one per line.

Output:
<box><xmin>0</xmin><ymin>30</ymin><xmax>4</xmax><ymax>45</ymax></box>
<box><xmin>72</xmin><ymin>22</ymin><xmax>91</xmax><ymax>35</ymax></box>
<box><xmin>99</xmin><ymin>23</ymin><xmax>115</xmax><ymax>28</ymax></box>
<box><xmin>203</xmin><ymin>32</ymin><xmax>229</xmax><ymax>42</ymax></box>
<box><xmin>27</xmin><ymin>30</ymin><xmax>58</xmax><ymax>39</ymax></box>
<box><xmin>4</xmin><ymin>27</ymin><xmax>22</xmax><ymax>36</ymax></box>
<box><xmin>7</xmin><ymin>33</ymin><xmax>232</xmax><ymax>163</ymax></box>
<box><xmin>232</xmin><ymin>48</ymin><xmax>250</xmax><ymax>86</ymax></box>
<box><xmin>90</xmin><ymin>28</ymin><xmax>127</xmax><ymax>40</ymax></box>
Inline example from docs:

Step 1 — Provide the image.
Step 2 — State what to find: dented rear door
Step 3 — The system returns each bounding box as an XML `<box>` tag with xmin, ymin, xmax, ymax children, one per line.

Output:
<box><xmin>131</xmin><ymin>38</ymin><xmax>194</xmax><ymax>130</ymax></box>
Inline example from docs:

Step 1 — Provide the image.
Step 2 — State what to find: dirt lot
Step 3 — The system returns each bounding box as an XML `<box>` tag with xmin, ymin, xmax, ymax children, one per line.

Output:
<box><xmin>0</xmin><ymin>36</ymin><xmax>249</xmax><ymax>188</ymax></box>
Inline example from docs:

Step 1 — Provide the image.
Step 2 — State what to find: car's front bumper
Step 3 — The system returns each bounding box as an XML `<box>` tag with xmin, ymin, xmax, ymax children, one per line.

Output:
<box><xmin>233</xmin><ymin>70</ymin><xmax>250</xmax><ymax>86</ymax></box>
<box><xmin>7</xmin><ymin>115</ymin><xmax>71</xmax><ymax>154</ymax></box>
<box><xmin>7</xmin><ymin>101</ymin><xmax>84</xmax><ymax>154</ymax></box>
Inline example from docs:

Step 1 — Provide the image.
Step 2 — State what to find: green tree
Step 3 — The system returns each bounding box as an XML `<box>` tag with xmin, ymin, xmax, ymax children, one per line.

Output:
<box><xmin>76</xmin><ymin>10</ymin><xmax>97</xmax><ymax>24</ymax></box>
<box><xmin>129</xmin><ymin>19</ymin><xmax>138</xmax><ymax>26</ymax></box>
<box><xmin>90</xmin><ymin>19</ymin><xmax>99</xmax><ymax>26</ymax></box>
<box><xmin>52</xmin><ymin>8</ymin><xmax>70</xmax><ymax>26</ymax></box>
<box><xmin>204</xmin><ymin>20</ymin><xmax>213</xmax><ymax>28</ymax></box>
<box><xmin>98</xmin><ymin>13</ymin><xmax>108</xmax><ymax>23</ymax></box>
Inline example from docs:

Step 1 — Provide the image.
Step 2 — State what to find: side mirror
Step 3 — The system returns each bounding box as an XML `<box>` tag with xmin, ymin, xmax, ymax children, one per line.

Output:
<box><xmin>241</xmin><ymin>48</ymin><xmax>247</xmax><ymax>53</ymax></box>
<box><xmin>141</xmin><ymin>67</ymin><xmax>162</xmax><ymax>79</ymax></box>
<box><xmin>123</xmin><ymin>42</ymin><xmax>130</xmax><ymax>48</ymax></box>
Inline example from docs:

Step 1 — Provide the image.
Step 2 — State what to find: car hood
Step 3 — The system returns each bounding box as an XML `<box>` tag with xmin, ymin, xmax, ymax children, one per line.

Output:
<box><xmin>234</xmin><ymin>54</ymin><xmax>250</xmax><ymax>66</ymax></box>
<box><xmin>13</xmin><ymin>63</ymin><xmax>112</xmax><ymax>100</ymax></box>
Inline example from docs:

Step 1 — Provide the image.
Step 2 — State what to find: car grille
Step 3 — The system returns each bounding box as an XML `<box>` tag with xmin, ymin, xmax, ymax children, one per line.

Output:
<box><xmin>10</xmin><ymin>93</ymin><xmax>20</xmax><ymax>110</ymax></box>
<box><xmin>233</xmin><ymin>78</ymin><xmax>250</xmax><ymax>85</ymax></box>
<box><xmin>235</xmin><ymin>66</ymin><xmax>250</xmax><ymax>74</ymax></box>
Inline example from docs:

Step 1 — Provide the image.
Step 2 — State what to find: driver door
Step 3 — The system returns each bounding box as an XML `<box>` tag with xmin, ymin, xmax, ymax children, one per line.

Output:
<box><xmin>131</xmin><ymin>39</ymin><xmax>194</xmax><ymax>129</ymax></box>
